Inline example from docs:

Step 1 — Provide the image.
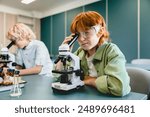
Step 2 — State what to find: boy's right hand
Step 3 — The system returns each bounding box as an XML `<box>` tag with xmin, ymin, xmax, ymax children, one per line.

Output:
<box><xmin>62</xmin><ymin>33</ymin><xmax>75</xmax><ymax>45</ymax></box>
<box><xmin>61</xmin><ymin>33</ymin><xmax>76</xmax><ymax>51</ymax></box>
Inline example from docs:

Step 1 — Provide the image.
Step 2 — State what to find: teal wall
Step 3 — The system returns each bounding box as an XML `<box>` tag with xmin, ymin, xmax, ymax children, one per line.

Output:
<box><xmin>140</xmin><ymin>0</ymin><xmax>150</xmax><ymax>58</ymax></box>
<box><xmin>66</xmin><ymin>7</ymin><xmax>83</xmax><ymax>52</ymax></box>
<box><xmin>41</xmin><ymin>16</ymin><xmax>51</xmax><ymax>53</ymax></box>
<box><xmin>52</xmin><ymin>13</ymin><xmax>65</xmax><ymax>56</ymax></box>
<box><xmin>108</xmin><ymin>0</ymin><xmax>138</xmax><ymax>62</ymax></box>
<box><xmin>85</xmin><ymin>0</ymin><xmax>106</xmax><ymax>19</ymax></box>
<box><xmin>41</xmin><ymin>0</ymin><xmax>150</xmax><ymax>62</ymax></box>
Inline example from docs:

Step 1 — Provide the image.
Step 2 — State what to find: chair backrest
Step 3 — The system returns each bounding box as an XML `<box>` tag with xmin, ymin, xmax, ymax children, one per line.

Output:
<box><xmin>131</xmin><ymin>59</ymin><xmax>150</xmax><ymax>65</ymax></box>
<box><xmin>126</xmin><ymin>67</ymin><xmax>150</xmax><ymax>99</ymax></box>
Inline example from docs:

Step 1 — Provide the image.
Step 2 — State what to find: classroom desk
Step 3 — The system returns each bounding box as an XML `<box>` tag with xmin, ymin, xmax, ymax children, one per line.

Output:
<box><xmin>126</xmin><ymin>63</ymin><xmax>150</xmax><ymax>71</ymax></box>
<box><xmin>0</xmin><ymin>75</ymin><xmax>147</xmax><ymax>100</ymax></box>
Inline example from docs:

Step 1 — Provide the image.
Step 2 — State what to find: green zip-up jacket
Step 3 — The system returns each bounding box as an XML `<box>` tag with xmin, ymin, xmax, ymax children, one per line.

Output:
<box><xmin>74</xmin><ymin>42</ymin><xmax>131</xmax><ymax>96</ymax></box>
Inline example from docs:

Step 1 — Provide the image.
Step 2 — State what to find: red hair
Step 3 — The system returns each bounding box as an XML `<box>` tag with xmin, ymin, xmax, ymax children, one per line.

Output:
<box><xmin>70</xmin><ymin>11</ymin><xmax>110</xmax><ymax>45</ymax></box>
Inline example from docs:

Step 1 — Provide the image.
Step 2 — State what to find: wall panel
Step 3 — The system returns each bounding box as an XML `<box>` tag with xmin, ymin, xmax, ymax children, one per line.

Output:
<box><xmin>140</xmin><ymin>0</ymin><xmax>150</xmax><ymax>58</ymax></box>
<box><xmin>108</xmin><ymin>0</ymin><xmax>138</xmax><ymax>62</ymax></box>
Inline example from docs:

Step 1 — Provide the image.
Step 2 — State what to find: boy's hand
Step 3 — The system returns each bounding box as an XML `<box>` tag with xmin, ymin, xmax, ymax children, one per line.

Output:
<box><xmin>84</xmin><ymin>75</ymin><xmax>96</xmax><ymax>87</ymax></box>
<box><xmin>62</xmin><ymin>34</ymin><xmax>76</xmax><ymax>51</ymax></box>
<box><xmin>2</xmin><ymin>67</ymin><xmax>8</xmax><ymax>75</ymax></box>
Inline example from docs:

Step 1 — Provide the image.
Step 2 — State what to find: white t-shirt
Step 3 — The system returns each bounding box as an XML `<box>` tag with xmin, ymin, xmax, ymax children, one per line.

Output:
<box><xmin>86</xmin><ymin>54</ymin><xmax>98</xmax><ymax>77</ymax></box>
<box><xmin>15</xmin><ymin>40</ymin><xmax>53</xmax><ymax>77</ymax></box>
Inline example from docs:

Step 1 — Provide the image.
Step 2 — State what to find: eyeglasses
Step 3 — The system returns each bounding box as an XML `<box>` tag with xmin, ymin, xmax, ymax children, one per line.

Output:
<box><xmin>78</xmin><ymin>25</ymin><xmax>101</xmax><ymax>39</ymax></box>
<box><xmin>78</xmin><ymin>31</ymin><xmax>93</xmax><ymax>39</ymax></box>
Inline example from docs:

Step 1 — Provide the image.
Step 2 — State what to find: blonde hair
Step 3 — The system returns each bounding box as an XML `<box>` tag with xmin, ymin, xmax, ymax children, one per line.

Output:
<box><xmin>70</xmin><ymin>11</ymin><xmax>110</xmax><ymax>45</ymax></box>
<box><xmin>7</xmin><ymin>23</ymin><xmax>36</xmax><ymax>41</ymax></box>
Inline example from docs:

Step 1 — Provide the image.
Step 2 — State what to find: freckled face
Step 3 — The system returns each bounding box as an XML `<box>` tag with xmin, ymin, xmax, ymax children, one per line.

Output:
<box><xmin>77</xmin><ymin>28</ymin><xmax>100</xmax><ymax>50</ymax></box>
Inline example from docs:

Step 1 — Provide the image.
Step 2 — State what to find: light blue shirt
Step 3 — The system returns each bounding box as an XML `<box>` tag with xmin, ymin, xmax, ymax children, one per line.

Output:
<box><xmin>15</xmin><ymin>40</ymin><xmax>53</xmax><ymax>77</ymax></box>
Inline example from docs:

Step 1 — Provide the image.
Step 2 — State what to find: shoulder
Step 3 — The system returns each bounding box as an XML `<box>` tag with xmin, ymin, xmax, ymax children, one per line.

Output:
<box><xmin>95</xmin><ymin>42</ymin><xmax>124</xmax><ymax>59</ymax></box>
<box><xmin>104</xmin><ymin>43</ymin><xmax>125</xmax><ymax>59</ymax></box>
<box><xmin>104</xmin><ymin>42</ymin><xmax>119</xmax><ymax>49</ymax></box>
<box><xmin>74</xmin><ymin>47</ymin><xmax>84</xmax><ymax>55</ymax></box>
<box><xmin>31</xmin><ymin>40</ymin><xmax>46</xmax><ymax>47</ymax></box>
<box><xmin>102</xmin><ymin>42</ymin><xmax>122</xmax><ymax>54</ymax></box>
<box><xmin>32</xmin><ymin>40</ymin><xmax>44</xmax><ymax>44</ymax></box>
<box><xmin>110</xmin><ymin>43</ymin><xmax>122</xmax><ymax>53</ymax></box>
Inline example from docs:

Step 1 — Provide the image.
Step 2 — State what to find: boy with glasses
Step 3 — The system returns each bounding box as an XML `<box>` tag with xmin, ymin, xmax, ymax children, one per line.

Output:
<box><xmin>56</xmin><ymin>11</ymin><xmax>130</xmax><ymax>96</ymax></box>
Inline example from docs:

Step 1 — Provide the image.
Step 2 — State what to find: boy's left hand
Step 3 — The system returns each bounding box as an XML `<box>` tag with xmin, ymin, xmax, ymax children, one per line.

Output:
<box><xmin>84</xmin><ymin>76</ymin><xmax>96</xmax><ymax>87</ymax></box>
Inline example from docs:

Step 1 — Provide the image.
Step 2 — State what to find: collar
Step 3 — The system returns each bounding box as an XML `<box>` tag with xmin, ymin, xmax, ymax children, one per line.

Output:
<box><xmin>93</xmin><ymin>41</ymin><xmax>108</xmax><ymax>61</ymax></box>
<box><xmin>23</xmin><ymin>40</ymin><xmax>33</xmax><ymax>50</ymax></box>
<box><xmin>77</xmin><ymin>41</ymin><xmax>109</xmax><ymax>61</ymax></box>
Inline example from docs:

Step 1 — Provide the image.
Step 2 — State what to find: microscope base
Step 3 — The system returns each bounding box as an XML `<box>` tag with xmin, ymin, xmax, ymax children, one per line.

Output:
<box><xmin>52</xmin><ymin>81</ymin><xmax>84</xmax><ymax>93</ymax></box>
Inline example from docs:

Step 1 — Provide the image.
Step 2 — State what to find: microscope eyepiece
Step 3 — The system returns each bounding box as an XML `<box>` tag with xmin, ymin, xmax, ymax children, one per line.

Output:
<box><xmin>68</xmin><ymin>33</ymin><xmax>79</xmax><ymax>47</ymax></box>
<box><xmin>12</xmin><ymin>62</ymin><xmax>17</xmax><ymax>66</ymax></box>
<box><xmin>7</xmin><ymin>41</ymin><xmax>15</xmax><ymax>49</ymax></box>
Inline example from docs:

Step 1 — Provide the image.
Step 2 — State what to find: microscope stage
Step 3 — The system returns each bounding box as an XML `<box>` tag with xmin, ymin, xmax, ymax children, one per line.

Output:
<box><xmin>52</xmin><ymin>81</ymin><xmax>84</xmax><ymax>92</ymax></box>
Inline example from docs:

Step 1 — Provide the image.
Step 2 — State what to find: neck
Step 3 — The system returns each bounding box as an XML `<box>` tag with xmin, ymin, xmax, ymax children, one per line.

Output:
<box><xmin>23</xmin><ymin>40</ymin><xmax>30</xmax><ymax>49</ymax></box>
<box><xmin>87</xmin><ymin>47</ymin><xmax>97</xmax><ymax>57</ymax></box>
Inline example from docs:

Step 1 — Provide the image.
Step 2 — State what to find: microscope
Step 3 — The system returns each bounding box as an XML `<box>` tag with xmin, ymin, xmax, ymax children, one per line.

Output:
<box><xmin>52</xmin><ymin>34</ymin><xmax>84</xmax><ymax>92</ymax></box>
<box><xmin>0</xmin><ymin>41</ymin><xmax>16</xmax><ymax>85</ymax></box>
<box><xmin>0</xmin><ymin>41</ymin><xmax>15</xmax><ymax>68</ymax></box>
